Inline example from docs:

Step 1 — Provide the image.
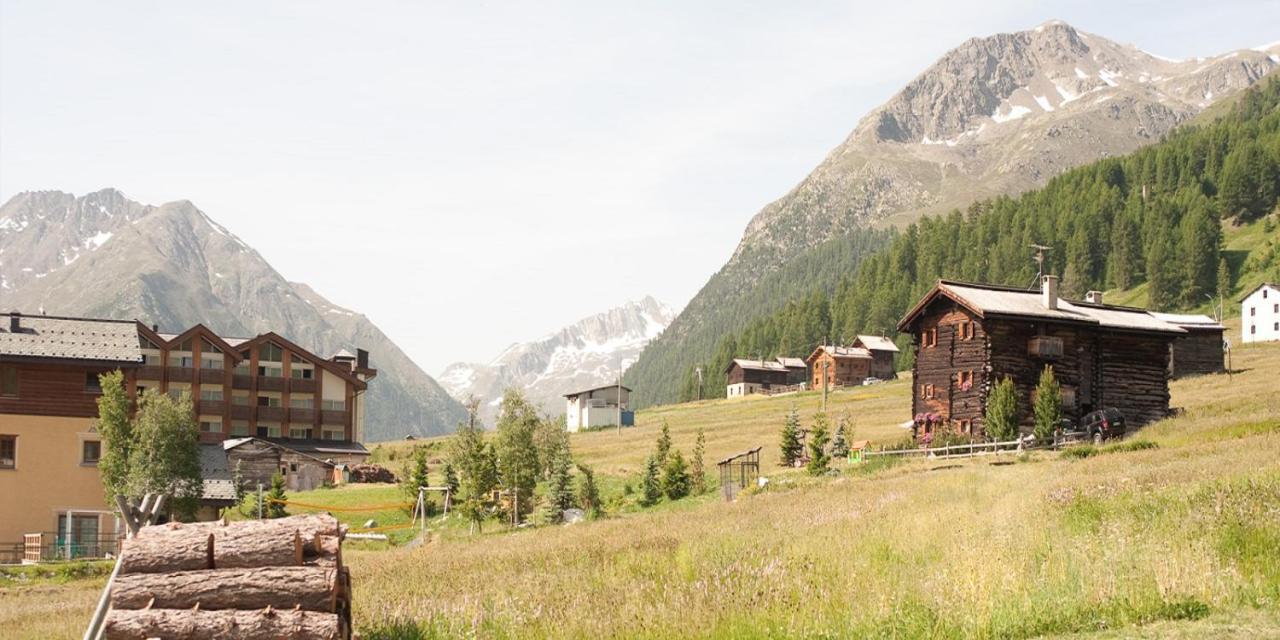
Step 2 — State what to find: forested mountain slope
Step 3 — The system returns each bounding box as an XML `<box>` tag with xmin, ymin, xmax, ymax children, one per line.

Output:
<box><xmin>686</xmin><ymin>78</ymin><xmax>1280</xmax><ymax>399</ymax></box>
<box><xmin>625</xmin><ymin>21</ymin><xmax>1280</xmax><ymax>407</ymax></box>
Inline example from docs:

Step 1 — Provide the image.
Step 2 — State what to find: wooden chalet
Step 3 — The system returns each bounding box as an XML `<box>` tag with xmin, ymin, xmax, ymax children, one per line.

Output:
<box><xmin>725</xmin><ymin>357</ymin><xmax>807</xmax><ymax>398</ymax></box>
<box><xmin>851</xmin><ymin>335</ymin><xmax>900</xmax><ymax>379</ymax></box>
<box><xmin>896</xmin><ymin>276</ymin><xmax>1186</xmax><ymax>440</ymax></box>
<box><xmin>805</xmin><ymin>345</ymin><xmax>872</xmax><ymax>388</ymax></box>
<box><xmin>1151</xmin><ymin>312</ymin><xmax>1226</xmax><ymax>377</ymax></box>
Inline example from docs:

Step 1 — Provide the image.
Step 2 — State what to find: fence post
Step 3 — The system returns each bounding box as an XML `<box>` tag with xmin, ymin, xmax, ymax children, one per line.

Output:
<box><xmin>257</xmin><ymin>483</ymin><xmax>264</xmax><ymax>520</ymax></box>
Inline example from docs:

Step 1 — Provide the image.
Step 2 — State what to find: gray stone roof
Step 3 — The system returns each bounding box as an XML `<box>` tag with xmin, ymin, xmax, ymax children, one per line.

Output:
<box><xmin>0</xmin><ymin>313</ymin><xmax>142</xmax><ymax>362</ymax></box>
<box><xmin>200</xmin><ymin>443</ymin><xmax>238</xmax><ymax>503</ymax></box>
<box><xmin>855</xmin><ymin>335</ymin><xmax>900</xmax><ymax>353</ymax></box>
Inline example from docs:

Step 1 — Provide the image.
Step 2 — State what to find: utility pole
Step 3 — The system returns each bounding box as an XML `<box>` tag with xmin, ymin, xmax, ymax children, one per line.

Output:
<box><xmin>1029</xmin><ymin>244</ymin><xmax>1053</xmax><ymax>289</ymax></box>
<box><xmin>695</xmin><ymin>366</ymin><xmax>704</xmax><ymax>401</ymax></box>
<box><xmin>822</xmin><ymin>359</ymin><xmax>830</xmax><ymax>413</ymax></box>
<box><xmin>616</xmin><ymin>356</ymin><xmax>623</xmax><ymax>435</ymax></box>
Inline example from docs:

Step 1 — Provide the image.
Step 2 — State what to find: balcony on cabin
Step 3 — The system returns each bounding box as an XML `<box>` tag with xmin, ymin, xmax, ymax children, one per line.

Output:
<box><xmin>1028</xmin><ymin>336</ymin><xmax>1064</xmax><ymax>360</ymax></box>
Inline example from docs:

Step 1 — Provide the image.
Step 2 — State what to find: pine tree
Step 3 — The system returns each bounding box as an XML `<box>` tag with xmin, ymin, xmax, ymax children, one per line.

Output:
<box><xmin>547</xmin><ymin>440</ymin><xmax>575</xmax><ymax>513</ymax></box>
<box><xmin>779</xmin><ymin>405</ymin><xmax>803</xmax><ymax>467</ymax></box>
<box><xmin>806</xmin><ymin>413</ymin><xmax>831</xmax><ymax>476</ymax></box>
<box><xmin>654</xmin><ymin>420</ymin><xmax>672</xmax><ymax>466</ymax></box>
<box><xmin>266</xmin><ymin>472</ymin><xmax>288</xmax><ymax>519</ymax></box>
<box><xmin>449</xmin><ymin>418</ymin><xmax>497</xmax><ymax>533</ymax></box>
<box><xmin>1145</xmin><ymin>223</ymin><xmax>1179</xmax><ymax>311</ymax></box>
<box><xmin>443</xmin><ymin>463</ymin><xmax>459</xmax><ymax>498</ymax></box>
<box><xmin>639</xmin><ymin>455</ymin><xmax>662</xmax><ymax>507</ymax></box>
<box><xmin>661</xmin><ymin>449</ymin><xmax>691</xmax><ymax>500</ymax></box>
<box><xmin>402</xmin><ymin>447</ymin><xmax>430</xmax><ymax>504</ymax></box>
<box><xmin>1033</xmin><ymin>366</ymin><xmax>1062</xmax><ymax>442</ymax></box>
<box><xmin>984</xmin><ymin>377</ymin><xmax>1019</xmax><ymax>441</ymax></box>
<box><xmin>690</xmin><ymin>428</ymin><xmax>707</xmax><ymax>495</ymax></box>
<box><xmin>830</xmin><ymin>415</ymin><xmax>850</xmax><ymax>459</ymax></box>
<box><xmin>1179</xmin><ymin>201</ymin><xmax>1221</xmax><ymax>306</ymax></box>
<box><xmin>576</xmin><ymin>463</ymin><xmax>602</xmax><ymax>518</ymax></box>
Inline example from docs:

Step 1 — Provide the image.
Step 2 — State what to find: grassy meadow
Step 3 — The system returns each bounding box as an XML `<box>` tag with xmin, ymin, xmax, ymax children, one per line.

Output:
<box><xmin>6</xmin><ymin>339</ymin><xmax>1280</xmax><ymax>639</ymax></box>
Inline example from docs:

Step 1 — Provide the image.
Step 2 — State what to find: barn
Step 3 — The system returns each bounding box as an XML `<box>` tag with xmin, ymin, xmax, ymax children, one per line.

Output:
<box><xmin>724</xmin><ymin>358</ymin><xmax>805</xmax><ymax>397</ymax></box>
<box><xmin>1151</xmin><ymin>312</ymin><xmax>1226</xmax><ymax>377</ymax></box>
<box><xmin>851</xmin><ymin>335</ymin><xmax>900</xmax><ymax>379</ymax></box>
<box><xmin>897</xmin><ymin>276</ymin><xmax>1186</xmax><ymax>439</ymax></box>
<box><xmin>805</xmin><ymin>345</ymin><xmax>873</xmax><ymax>388</ymax></box>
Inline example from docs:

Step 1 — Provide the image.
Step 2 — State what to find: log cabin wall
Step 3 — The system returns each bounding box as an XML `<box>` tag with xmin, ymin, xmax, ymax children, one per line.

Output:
<box><xmin>868</xmin><ymin>352</ymin><xmax>897</xmax><ymax>380</ymax></box>
<box><xmin>986</xmin><ymin>320</ymin><xmax>1095</xmax><ymax>430</ymax></box>
<box><xmin>810</xmin><ymin>352</ymin><xmax>870</xmax><ymax>388</ymax></box>
<box><xmin>1098</xmin><ymin>333</ymin><xmax>1173</xmax><ymax>425</ymax></box>
<box><xmin>726</xmin><ymin>365</ymin><xmax>788</xmax><ymax>387</ymax></box>
<box><xmin>911</xmin><ymin>304</ymin><xmax>988</xmax><ymax>432</ymax></box>
<box><xmin>1169</xmin><ymin>330</ymin><xmax>1225</xmax><ymax>377</ymax></box>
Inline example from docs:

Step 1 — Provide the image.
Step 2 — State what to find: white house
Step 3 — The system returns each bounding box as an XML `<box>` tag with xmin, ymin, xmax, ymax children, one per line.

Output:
<box><xmin>564</xmin><ymin>384</ymin><xmax>632</xmax><ymax>432</ymax></box>
<box><xmin>1241</xmin><ymin>283</ymin><xmax>1280</xmax><ymax>344</ymax></box>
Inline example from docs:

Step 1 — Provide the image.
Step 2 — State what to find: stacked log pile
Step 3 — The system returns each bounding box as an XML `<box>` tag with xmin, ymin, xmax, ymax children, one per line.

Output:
<box><xmin>347</xmin><ymin>463</ymin><xmax>397</xmax><ymax>483</ymax></box>
<box><xmin>102</xmin><ymin>514</ymin><xmax>351</xmax><ymax>640</ymax></box>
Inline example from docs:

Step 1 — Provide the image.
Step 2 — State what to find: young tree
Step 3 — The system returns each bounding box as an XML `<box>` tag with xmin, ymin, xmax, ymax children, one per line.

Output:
<box><xmin>830</xmin><ymin>414</ymin><xmax>850</xmax><ymax>459</ymax></box>
<box><xmin>639</xmin><ymin>455</ymin><xmax>662</xmax><ymax>507</ymax></box>
<box><xmin>126</xmin><ymin>389</ymin><xmax>203</xmax><ymax>518</ymax></box>
<box><xmin>449</xmin><ymin>419</ymin><xmax>497</xmax><ymax>533</ymax></box>
<box><xmin>402</xmin><ymin>447</ymin><xmax>431</xmax><ymax>509</ymax></box>
<box><xmin>779</xmin><ymin>405</ymin><xmax>803</xmax><ymax>467</ymax></box>
<box><xmin>546</xmin><ymin>439</ymin><xmax>575</xmax><ymax>514</ymax></box>
<box><xmin>1033</xmin><ymin>366</ymin><xmax>1062</xmax><ymax>442</ymax></box>
<box><xmin>1216</xmin><ymin>256</ymin><xmax>1232</xmax><ymax>303</ymax></box>
<box><xmin>266</xmin><ymin>472</ymin><xmax>289</xmax><ymax>519</ymax></box>
<box><xmin>654</xmin><ymin>420</ymin><xmax>673</xmax><ymax>466</ymax></box>
<box><xmin>661</xmin><ymin>449</ymin><xmax>691</xmax><ymax>500</ymax></box>
<box><xmin>806</xmin><ymin>413</ymin><xmax>831</xmax><ymax>476</ymax></box>
<box><xmin>494</xmin><ymin>389</ymin><xmax>541</xmax><ymax>524</ymax></box>
<box><xmin>984</xmin><ymin>377</ymin><xmax>1019</xmax><ymax>442</ymax></box>
<box><xmin>232</xmin><ymin>459</ymin><xmax>248</xmax><ymax>515</ymax></box>
<box><xmin>576</xmin><ymin>463</ymin><xmax>602</xmax><ymax>519</ymax></box>
<box><xmin>443</xmin><ymin>462</ymin><xmax>459</xmax><ymax>498</ymax></box>
<box><xmin>689</xmin><ymin>428</ymin><xmax>707</xmax><ymax>495</ymax></box>
<box><xmin>95</xmin><ymin>370</ymin><xmax>132</xmax><ymax>503</ymax></box>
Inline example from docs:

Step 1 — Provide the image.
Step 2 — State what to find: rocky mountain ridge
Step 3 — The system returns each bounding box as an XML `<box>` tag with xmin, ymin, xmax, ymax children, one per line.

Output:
<box><xmin>439</xmin><ymin>296</ymin><xmax>673</xmax><ymax>423</ymax></box>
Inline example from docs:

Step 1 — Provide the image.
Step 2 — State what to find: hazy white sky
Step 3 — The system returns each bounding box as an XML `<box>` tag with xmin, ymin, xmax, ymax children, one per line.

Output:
<box><xmin>3</xmin><ymin>1</ymin><xmax>1278</xmax><ymax>373</ymax></box>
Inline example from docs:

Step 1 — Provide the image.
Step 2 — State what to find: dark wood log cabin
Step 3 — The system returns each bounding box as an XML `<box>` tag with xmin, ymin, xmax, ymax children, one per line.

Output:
<box><xmin>851</xmin><ymin>335</ymin><xmax>900</xmax><ymax>379</ymax></box>
<box><xmin>1151</xmin><ymin>312</ymin><xmax>1226</xmax><ymax>377</ymax></box>
<box><xmin>805</xmin><ymin>346</ymin><xmax>872</xmax><ymax>388</ymax></box>
<box><xmin>725</xmin><ymin>359</ymin><xmax>794</xmax><ymax>397</ymax></box>
<box><xmin>896</xmin><ymin>277</ymin><xmax>1186</xmax><ymax>439</ymax></box>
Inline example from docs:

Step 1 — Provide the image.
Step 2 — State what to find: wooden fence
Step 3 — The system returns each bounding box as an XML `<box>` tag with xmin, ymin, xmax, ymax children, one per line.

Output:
<box><xmin>865</xmin><ymin>432</ymin><xmax>1091</xmax><ymax>460</ymax></box>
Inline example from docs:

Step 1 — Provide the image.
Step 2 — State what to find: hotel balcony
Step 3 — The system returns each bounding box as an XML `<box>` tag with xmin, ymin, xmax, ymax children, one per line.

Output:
<box><xmin>229</xmin><ymin>404</ymin><xmax>252</xmax><ymax>420</ymax></box>
<box><xmin>321</xmin><ymin>410</ymin><xmax>348</xmax><ymax>425</ymax></box>
<box><xmin>199</xmin><ymin>369</ymin><xmax>225</xmax><ymax>384</ymax></box>
<box><xmin>166</xmin><ymin>367</ymin><xmax>194</xmax><ymax>383</ymax></box>
<box><xmin>232</xmin><ymin>374</ymin><xmax>253</xmax><ymax>390</ymax></box>
<box><xmin>289</xmin><ymin>378</ymin><xmax>317</xmax><ymax>394</ymax></box>
<box><xmin>257</xmin><ymin>406</ymin><xmax>285</xmax><ymax>422</ymax></box>
<box><xmin>137</xmin><ymin>365</ymin><xmax>163</xmax><ymax>380</ymax></box>
<box><xmin>198</xmin><ymin>400</ymin><xmax>225</xmax><ymax>415</ymax></box>
<box><xmin>288</xmin><ymin>407</ymin><xmax>316</xmax><ymax>423</ymax></box>
<box><xmin>258</xmin><ymin>376</ymin><xmax>286</xmax><ymax>392</ymax></box>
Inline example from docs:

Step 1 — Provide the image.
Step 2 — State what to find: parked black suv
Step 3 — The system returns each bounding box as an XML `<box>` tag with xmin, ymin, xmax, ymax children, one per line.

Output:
<box><xmin>1081</xmin><ymin>408</ymin><xmax>1127</xmax><ymax>444</ymax></box>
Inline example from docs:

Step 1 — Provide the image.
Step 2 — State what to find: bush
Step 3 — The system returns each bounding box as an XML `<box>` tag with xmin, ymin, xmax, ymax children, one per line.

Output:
<box><xmin>984</xmin><ymin>377</ymin><xmax>1019</xmax><ymax>441</ymax></box>
<box><xmin>1033</xmin><ymin>366</ymin><xmax>1062</xmax><ymax>441</ymax></box>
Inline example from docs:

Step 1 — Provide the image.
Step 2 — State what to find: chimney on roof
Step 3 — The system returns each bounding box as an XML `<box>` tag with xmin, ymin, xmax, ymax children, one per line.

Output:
<box><xmin>9</xmin><ymin>312</ymin><xmax>19</xmax><ymax>333</ymax></box>
<box><xmin>152</xmin><ymin>324</ymin><xmax>159</xmax><ymax>333</ymax></box>
<box><xmin>356</xmin><ymin>348</ymin><xmax>369</xmax><ymax>370</ymax></box>
<box><xmin>1041</xmin><ymin>275</ymin><xmax>1059</xmax><ymax>310</ymax></box>
<box><xmin>1085</xmin><ymin>290</ymin><xmax>1103</xmax><ymax>305</ymax></box>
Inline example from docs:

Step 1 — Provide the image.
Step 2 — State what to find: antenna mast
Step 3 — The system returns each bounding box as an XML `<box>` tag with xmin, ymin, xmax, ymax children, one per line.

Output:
<box><xmin>1029</xmin><ymin>243</ymin><xmax>1053</xmax><ymax>290</ymax></box>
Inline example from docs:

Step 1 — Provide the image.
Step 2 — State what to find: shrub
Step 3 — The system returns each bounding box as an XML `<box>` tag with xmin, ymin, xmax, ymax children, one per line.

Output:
<box><xmin>806</xmin><ymin>413</ymin><xmax>831</xmax><ymax>476</ymax></box>
<box><xmin>661</xmin><ymin>450</ymin><xmax>691</xmax><ymax>500</ymax></box>
<box><xmin>1033</xmin><ymin>365</ymin><xmax>1062</xmax><ymax>441</ymax></box>
<box><xmin>984</xmin><ymin>377</ymin><xmax>1019</xmax><ymax>441</ymax></box>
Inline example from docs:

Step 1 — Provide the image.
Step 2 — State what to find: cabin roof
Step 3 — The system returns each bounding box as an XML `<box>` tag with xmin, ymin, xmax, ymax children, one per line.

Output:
<box><xmin>0</xmin><ymin>312</ymin><xmax>143</xmax><ymax>363</ymax></box>
<box><xmin>775</xmin><ymin>357</ymin><xmax>809</xmax><ymax>369</ymax></box>
<box><xmin>805</xmin><ymin>345</ymin><xmax>872</xmax><ymax>363</ymax></box>
<box><xmin>200</xmin><ymin>443</ymin><xmax>238</xmax><ymax>503</ymax></box>
<box><xmin>854</xmin><ymin>335</ymin><xmax>900</xmax><ymax>353</ymax></box>
<box><xmin>1150</xmin><ymin>312</ymin><xmax>1225</xmax><ymax>331</ymax></box>
<box><xmin>564</xmin><ymin>383</ymin><xmax>632</xmax><ymax>398</ymax></box>
<box><xmin>728</xmin><ymin>358</ymin><xmax>789</xmax><ymax>373</ymax></box>
<box><xmin>897</xmin><ymin>280</ymin><xmax>1187</xmax><ymax>335</ymax></box>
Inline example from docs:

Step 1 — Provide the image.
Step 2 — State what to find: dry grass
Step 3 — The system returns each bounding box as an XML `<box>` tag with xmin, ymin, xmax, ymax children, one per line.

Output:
<box><xmin>350</xmin><ymin>341</ymin><xmax>1280</xmax><ymax>639</ymax></box>
<box><xmin>7</xmin><ymin>343</ymin><xmax>1280</xmax><ymax>639</ymax></box>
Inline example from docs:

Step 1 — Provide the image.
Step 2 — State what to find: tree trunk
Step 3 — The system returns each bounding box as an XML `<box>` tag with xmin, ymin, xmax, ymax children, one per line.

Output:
<box><xmin>110</xmin><ymin>567</ymin><xmax>337</xmax><ymax>612</ymax></box>
<box><xmin>138</xmin><ymin>514</ymin><xmax>343</xmax><ymax>555</ymax></box>
<box><xmin>103</xmin><ymin>608</ymin><xmax>341</xmax><ymax>640</ymax></box>
<box><xmin>214</xmin><ymin>529</ymin><xmax>303</xmax><ymax>569</ymax></box>
<box><xmin>120</xmin><ymin>533</ymin><xmax>213</xmax><ymax>574</ymax></box>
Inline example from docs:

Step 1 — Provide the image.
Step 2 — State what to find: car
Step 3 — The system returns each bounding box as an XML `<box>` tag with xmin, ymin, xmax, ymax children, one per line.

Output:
<box><xmin>1080</xmin><ymin>408</ymin><xmax>1127</xmax><ymax>444</ymax></box>
<box><xmin>861</xmin><ymin>377</ymin><xmax>882</xmax><ymax>386</ymax></box>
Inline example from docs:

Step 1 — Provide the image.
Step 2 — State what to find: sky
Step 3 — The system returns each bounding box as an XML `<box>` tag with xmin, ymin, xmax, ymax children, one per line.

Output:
<box><xmin>2</xmin><ymin>1</ymin><xmax>1278</xmax><ymax>374</ymax></box>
